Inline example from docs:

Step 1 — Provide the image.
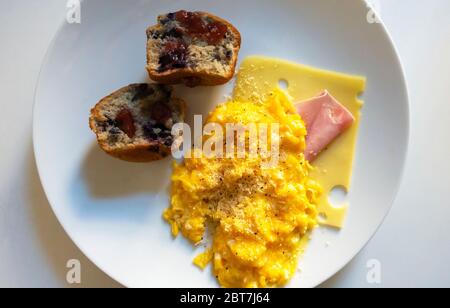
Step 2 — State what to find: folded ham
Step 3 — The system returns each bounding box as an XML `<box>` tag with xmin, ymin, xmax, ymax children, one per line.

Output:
<box><xmin>295</xmin><ymin>91</ymin><xmax>355</xmax><ymax>162</ymax></box>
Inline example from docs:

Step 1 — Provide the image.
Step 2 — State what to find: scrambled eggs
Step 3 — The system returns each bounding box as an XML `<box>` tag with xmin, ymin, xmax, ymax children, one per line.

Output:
<box><xmin>164</xmin><ymin>89</ymin><xmax>322</xmax><ymax>288</ymax></box>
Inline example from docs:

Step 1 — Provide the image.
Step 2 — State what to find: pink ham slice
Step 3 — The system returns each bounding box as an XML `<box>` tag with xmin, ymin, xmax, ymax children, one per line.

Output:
<box><xmin>295</xmin><ymin>91</ymin><xmax>355</xmax><ymax>162</ymax></box>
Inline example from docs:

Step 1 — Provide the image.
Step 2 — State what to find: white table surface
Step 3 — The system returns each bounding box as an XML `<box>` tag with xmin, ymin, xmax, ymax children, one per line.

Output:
<box><xmin>0</xmin><ymin>0</ymin><xmax>449</xmax><ymax>288</ymax></box>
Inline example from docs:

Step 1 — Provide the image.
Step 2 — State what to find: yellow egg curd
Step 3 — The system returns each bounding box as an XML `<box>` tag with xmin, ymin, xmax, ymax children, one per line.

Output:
<box><xmin>164</xmin><ymin>89</ymin><xmax>322</xmax><ymax>288</ymax></box>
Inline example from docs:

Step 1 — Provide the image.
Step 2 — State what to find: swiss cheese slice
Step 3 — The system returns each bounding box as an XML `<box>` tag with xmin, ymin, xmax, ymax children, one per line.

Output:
<box><xmin>233</xmin><ymin>56</ymin><xmax>366</xmax><ymax>228</ymax></box>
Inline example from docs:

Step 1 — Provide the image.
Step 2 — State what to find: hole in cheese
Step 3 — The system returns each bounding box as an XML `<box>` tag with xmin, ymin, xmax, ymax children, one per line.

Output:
<box><xmin>318</xmin><ymin>212</ymin><xmax>328</xmax><ymax>223</ymax></box>
<box><xmin>328</xmin><ymin>185</ymin><xmax>348</xmax><ymax>208</ymax></box>
<box><xmin>278</xmin><ymin>79</ymin><xmax>289</xmax><ymax>90</ymax></box>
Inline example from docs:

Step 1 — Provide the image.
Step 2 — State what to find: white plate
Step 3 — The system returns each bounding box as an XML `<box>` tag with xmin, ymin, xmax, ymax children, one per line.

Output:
<box><xmin>33</xmin><ymin>0</ymin><xmax>409</xmax><ymax>288</ymax></box>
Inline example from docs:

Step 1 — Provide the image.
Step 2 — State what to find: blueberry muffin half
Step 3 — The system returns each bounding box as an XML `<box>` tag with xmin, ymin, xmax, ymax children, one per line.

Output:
<box><xmin>89</xmin><ymin>84</ymin><xmax>186</xmax><ymax>162</ymax></box>
<box><xmin>146</xmin><ymin>10</ymin><xmax>242</xmax><ymax>87</ymax></box>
